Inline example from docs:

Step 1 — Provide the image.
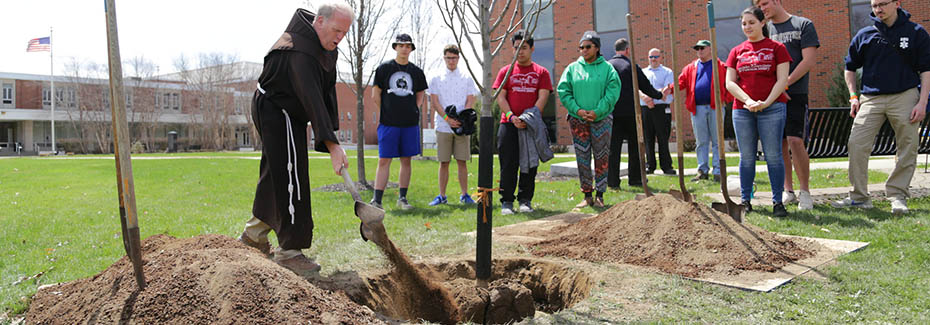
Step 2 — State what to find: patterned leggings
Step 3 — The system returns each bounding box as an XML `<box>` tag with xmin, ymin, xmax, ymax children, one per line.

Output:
<box><xmin>569</xmin><ymin>115</ymin><xmax>613</xmax><ymax>193</ymax></box>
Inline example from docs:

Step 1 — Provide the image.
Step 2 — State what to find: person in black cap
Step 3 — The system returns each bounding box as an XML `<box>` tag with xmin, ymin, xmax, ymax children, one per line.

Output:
<box><xmin>606</xmin><ymin>38</ymin><xmax>668</xmax><ymax>189</ymax></box>
<box><xmin>370</xmin><ymin>33</ymin><xmax>428</xmax><ymax>210</ymax></box>
<box><xmin>238</xmin><ymin>2</ymin><xmax>354</xmax><ymax>275</ymax></box>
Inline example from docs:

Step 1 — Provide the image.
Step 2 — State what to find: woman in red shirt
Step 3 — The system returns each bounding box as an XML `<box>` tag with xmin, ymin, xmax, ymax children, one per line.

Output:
<box><xmin>725</xmin><ymin>6</ymin><xmax>791</xmax><ymax>217</ymax></box>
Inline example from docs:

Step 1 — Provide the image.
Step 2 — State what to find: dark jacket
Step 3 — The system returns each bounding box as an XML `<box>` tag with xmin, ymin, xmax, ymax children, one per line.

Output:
<box><xmin>256</xmin><ymin>9</ymin><xmax>339</xmax><ymax>152</ymax></box>
<box><xmin>845</xmin><ymin>8</ymin><xmax>930</xmax><ymax>95</ymax></box>
<box><xmin>607</xmin><ymin>54</ymin><xmax>663</xmax><ymax>117</ymax></box>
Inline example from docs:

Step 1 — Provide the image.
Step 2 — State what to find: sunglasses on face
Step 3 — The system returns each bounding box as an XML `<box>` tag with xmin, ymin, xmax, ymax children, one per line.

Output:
<box><xmin>578</xmin><ymin>44</ymin><xmax>594</xmax><ymax>50</ymax></box>
<box><xmin>648</xmin><ymin>55</ymin><xmax>660</xmax><ymax>59</ymax></box>
<box><xmin>694</xmin><ymin>46</ymin><xmax>706</xmax><ymax>50</ymax></box>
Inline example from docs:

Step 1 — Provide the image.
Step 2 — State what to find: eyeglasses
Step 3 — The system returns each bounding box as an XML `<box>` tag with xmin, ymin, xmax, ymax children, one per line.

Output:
<box><xmin>444</xmin><ymin>56</ymin><xmax>459</xmax><ymax>60</ymax></box>
<box><xmin>694</xmin><ymin>46</ymin><xmax>706</xmax><ymax>50</ymax></box>
<box><xmin>578</xmin><ymin>44</ymin><xmax>594</xmax><ymax>50</ymax></box>
<box><xmin>871</xmin><ymin>0</ymin><xmax>895</xmax><ymax>9</ymax></box>
<box><xmin>648</xmin><ymin>55</ymin><xmax>660</xmax><ymax>59</ymax></box>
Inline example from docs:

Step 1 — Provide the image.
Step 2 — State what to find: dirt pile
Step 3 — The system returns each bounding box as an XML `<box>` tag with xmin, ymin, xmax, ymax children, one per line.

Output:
<box><xmin>531</xmin><ymin>194</ymin><xmax>818</xmax><ymax>278</ymax></box>
<box><xmin>24</xmin><ymin>234</ymin><xmax>382</xmax><ymax>324</ymax></box>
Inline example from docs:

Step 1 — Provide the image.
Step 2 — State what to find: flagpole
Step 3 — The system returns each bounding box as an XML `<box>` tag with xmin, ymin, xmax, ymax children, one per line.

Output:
<box><xmin>50</xmin><ymin>27</ymin><xmax>56</xmax><ymax>153</ymax></box>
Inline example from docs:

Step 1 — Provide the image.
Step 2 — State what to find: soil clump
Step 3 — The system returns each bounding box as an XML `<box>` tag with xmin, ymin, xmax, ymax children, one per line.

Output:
<box><xmin>531</xmin><ymin>194</ymin><xmax>819</xmax><ymax>278</ymax></box>
<box><xmin>24</xmin><ymin>234</ymin><xmax>382</xmax><ymax>324</ymax></box>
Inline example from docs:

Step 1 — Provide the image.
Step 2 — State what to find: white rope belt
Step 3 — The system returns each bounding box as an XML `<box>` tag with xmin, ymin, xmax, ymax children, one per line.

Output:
<box><xmin>258</xmin><ymin>82</ymin><xmax>300</xmax><ymax>225</ymax></box>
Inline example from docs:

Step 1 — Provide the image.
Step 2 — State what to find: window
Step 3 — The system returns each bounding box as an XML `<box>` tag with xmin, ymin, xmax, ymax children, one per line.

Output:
<box><xmin>522</xmin><ymin>0</ymin><xmax>555</xmax><ymax>86</ymax></box>
<box><xmin>347</xmin><ymin>111</ymin><xmax>352</xmax><ymax>121</ymax></box>
<box><xmin>54</xmin><ymin>87</ymin><xmax>76</xmax><ymax>109</ymax></box>
<box><xmin>849</xmin><ymin>0</ymin><xmax>872</xmax><ymax>37</ymax></box>
<box><xmin>42</xmin><ymin>88</ymin><xmax>51</xmax><ymax>106</ymax></box>
<box><xmin>125</xmin><ymin>91</ymin><xmax>133</xmax><ymax>110</ymax></box>
<box><xmin>156</xmin><ymin>92</ymin><xmax>181</xmax><ymax>110</ymax></box>
<box><xmin>102</xmin><ymin>89</ymin><xmax>110</xmax><ymax>109</ymax></box>
<box><xmin>594</xmin><ymin>0</ymin><xmax>630</xmax><ymax>59</ymax></box>
<box><xmin>2</xmin><ymin>83</ymin><xmax>13</xmax><ymax>105</ymax></box>
<box><xmin>712</xmin><ymin>0</ymin><xmax>753</xmax><ymax>60</ymax></box>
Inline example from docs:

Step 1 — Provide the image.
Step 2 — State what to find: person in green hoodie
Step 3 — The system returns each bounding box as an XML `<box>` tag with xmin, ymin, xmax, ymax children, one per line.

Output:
<box><xmin>557</xmin><ymin>31</ymin><xmax>621</xmax><ymax>209</ymax></box>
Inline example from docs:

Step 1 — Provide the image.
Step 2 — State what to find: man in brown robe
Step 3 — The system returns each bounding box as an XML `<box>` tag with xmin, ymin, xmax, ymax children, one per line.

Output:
<box><xmin>238</xmin><ymin>3</ymin><xmax>353</xmax><ymax>274</ymax></box>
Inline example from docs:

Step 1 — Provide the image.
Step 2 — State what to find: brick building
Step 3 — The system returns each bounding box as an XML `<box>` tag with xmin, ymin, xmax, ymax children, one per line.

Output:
<box><xmin>0</xmin><ymin>62</ymin><xmax>381</xmax><ymax>155</ymax></box>
<box><xmin>493</xmin><ymin>0</ymin><xmax>930</xmax><ymax>146</ymax></box>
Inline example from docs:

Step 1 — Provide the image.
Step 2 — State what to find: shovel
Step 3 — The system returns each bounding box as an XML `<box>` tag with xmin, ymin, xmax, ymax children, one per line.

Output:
<box><xmin>627</xmin><ymin>13</ymin><xmax>653</xmax><ymax>200</ymax></box>
<box><xmin>666</xmin><ymin>0</ymin><xmax>693</xmax><ymax>202</ymax></box>
<box><xmin>339</xmin><ymin>166</ymin><xmax>388</xmax><ymax>244</ymax></box>
<box><xmin>706</xmin><ymin>0</ymin><xmax>744</xmax><ymax>222</ymax></box>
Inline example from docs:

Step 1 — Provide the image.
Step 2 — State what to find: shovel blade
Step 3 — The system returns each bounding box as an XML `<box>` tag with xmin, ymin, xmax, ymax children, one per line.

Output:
<box><xmin>355</xmin><ymin>201</ymin><xmax>387</xmax><ymax>244</ymax></box>
<box><xmin>711</xmin><ymin>201</ymin><xmax>744</xmax><ymax>223</ymax></box>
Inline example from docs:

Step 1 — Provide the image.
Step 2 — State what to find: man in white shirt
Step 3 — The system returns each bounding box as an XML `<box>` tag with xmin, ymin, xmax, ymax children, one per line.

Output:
<box><xmin>427</xmin><ymin>44</ymin><xmax>479</xmax><ymax>206</ymax></box>
<box><xmin>639</xmin><ymin>48</ymin><xmax>675</xmax><ymax>175</ymax></box>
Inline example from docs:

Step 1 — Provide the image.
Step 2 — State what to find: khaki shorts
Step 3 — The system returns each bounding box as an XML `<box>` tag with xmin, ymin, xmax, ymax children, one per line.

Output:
<box><xmin>437</xmin><ymin>131</ymin><xmax>471</xmax><ymax>162</ymax></box>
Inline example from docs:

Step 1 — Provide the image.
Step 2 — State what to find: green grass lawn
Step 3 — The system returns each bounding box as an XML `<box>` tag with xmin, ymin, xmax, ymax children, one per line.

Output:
<box><xmin>2</xmin><ymin>152</ymin><xmax>927</xmax><ymax>323</ymax></box>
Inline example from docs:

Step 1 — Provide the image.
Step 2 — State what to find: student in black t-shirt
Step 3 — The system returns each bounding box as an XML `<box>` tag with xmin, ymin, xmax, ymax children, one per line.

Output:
<box><xmin>370</xmin><ymin>33</ymin><xmax>428</xmax><ymax>210</ymax></box>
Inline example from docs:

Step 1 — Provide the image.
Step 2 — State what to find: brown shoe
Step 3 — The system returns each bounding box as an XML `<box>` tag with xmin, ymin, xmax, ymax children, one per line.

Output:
<box><xmin>593</xmin><ymin>196</ymin><xmax>605</xmax><ymax>208</ymax></box>
<box><xmin>238</xmin><ymin>232</ymin><xmax>271</xmax><ymax>255</ymax></box>
<box><xmin>274</xmin><ymin>254</ymin><xmax>321</xmax><ymax>274</ymax></box>
<box><xmin>574</xmin><ymin>197</ymin><xmax>594</xmax><ymax>209</ymax></box>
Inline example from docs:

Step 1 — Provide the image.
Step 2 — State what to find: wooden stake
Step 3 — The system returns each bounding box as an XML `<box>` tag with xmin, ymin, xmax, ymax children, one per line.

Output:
<box><xmin>104</xmin><ymin>0</ymin><xmax>145</xmax><ymax>290</ymax></box>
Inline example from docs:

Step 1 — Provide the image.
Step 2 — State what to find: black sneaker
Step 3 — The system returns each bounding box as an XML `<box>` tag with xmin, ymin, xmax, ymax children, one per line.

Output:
<box><xmin>773</xmin><ymin>203</ymin><xmax>788</xmax><ymax>218</ymax></box>
<box><xmin>741</xmin><ymin>200</ymin><xmax>753</xmax><ymax>213</ymax></box>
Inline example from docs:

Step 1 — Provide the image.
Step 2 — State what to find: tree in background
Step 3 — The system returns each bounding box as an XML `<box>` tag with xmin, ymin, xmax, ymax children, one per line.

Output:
<box><xmin>125</xmin><ymin>55</ymin><xmax>166</xmax><ymax>152</ymax></box>
<box><xmin>173</xmin><ymin>53</ymin><xmax>242</xmax><ymax>151</ymax></box>
<box><xmin>434</xmin><ymin>0</ymin><xmax>554</xmax><ymax>281</ymax></box>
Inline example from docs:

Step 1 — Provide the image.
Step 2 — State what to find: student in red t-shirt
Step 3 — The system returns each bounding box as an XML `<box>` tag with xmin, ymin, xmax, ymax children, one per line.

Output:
<box><xmin>492</xmin><ymin>30</ymin><xmax>553</xmax><ymax>215</ymax></box>
<box><xmin>725</xmin><ymin>6</ymin><xmax>791</xmax><ymax>217</ymax></box>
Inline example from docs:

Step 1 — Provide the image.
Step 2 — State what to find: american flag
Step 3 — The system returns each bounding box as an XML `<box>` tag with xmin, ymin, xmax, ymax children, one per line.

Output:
<box><xmin>27</xmin><ymin>37</ymin><xmax>51</xmax><ymax>52</ymax></box>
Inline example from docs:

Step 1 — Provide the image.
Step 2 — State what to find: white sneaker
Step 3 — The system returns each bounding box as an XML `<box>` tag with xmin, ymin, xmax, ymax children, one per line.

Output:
<box><xmin>891</xmin><ymin>198</ymin><xmax>908</xmax><ymax>215</ymax></box>
<box><xmin>798</xmin><ymin>190</ymin><xmax>813</xmax><ymax>210</ymax></box>
<box><xmin>518</xmin><ymin>201</ymin><xmax>534</xmax><ymax>213</ymax></box>
<box><xmin>831</xmin><ymin>197</ymin><xmax>873</xmax><ymax>209</ymax></box>
<box><xmin>783</xmin><ymin>191</ymin><xmax>798</xmax><ymax>204</ymax></box>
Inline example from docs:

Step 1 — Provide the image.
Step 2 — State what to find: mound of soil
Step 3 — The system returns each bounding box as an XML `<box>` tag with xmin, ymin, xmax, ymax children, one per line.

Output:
<box><xmin>531</xmin><ymin>194</ymin><xmax>818</xmax><ymax>278</ymax></box>
<box><xmin>24</xmin><ymin>234</ymin><xmax>382</xmax><ymax>324</ymax></box>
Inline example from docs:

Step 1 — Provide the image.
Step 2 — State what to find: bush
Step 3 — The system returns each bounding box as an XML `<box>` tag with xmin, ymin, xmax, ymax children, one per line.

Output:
<box><xmin>827</xmin><ymin>63</ymin><xmax>861</xmax><ymax>107</ymax></box>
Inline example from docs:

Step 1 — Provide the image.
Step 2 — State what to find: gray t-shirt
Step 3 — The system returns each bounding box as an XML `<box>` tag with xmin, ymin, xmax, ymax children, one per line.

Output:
<box><xmin>767</xmin><ymin>15</ymin><xmax>820</xmax><ymax>95</ymax></box>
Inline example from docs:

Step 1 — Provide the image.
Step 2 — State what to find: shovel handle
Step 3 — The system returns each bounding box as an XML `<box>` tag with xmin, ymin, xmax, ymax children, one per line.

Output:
<box><xmin>340</xmin><ymin>166</ymin><xmax>362</xmax><ymax>202</ymax></box>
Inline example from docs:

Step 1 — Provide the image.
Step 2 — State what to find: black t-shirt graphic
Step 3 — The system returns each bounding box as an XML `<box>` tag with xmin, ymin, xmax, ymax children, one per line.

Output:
<box><xmin>375</xmin><ymin>60</ymin><xmax>428</xmax><ymax>127</ymax></box>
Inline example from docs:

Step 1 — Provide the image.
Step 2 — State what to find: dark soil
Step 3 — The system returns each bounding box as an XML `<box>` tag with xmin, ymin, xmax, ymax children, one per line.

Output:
<box><xmin>531</xmin><ymin>194</ymin><xmax>818</xmax><ymax>278</ymax></box>
<box><xmin>24</xmin><ymin>234</ymin><xmax>382</xmax><ymax>324</ymax></box>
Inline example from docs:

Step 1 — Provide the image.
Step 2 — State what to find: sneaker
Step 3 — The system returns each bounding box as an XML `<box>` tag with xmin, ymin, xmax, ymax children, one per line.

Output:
<box><xmin>783</xmin><ymin>191</ymin><xmax>798</xmax><ymax>204</ymax></box>
<box><xmin>646</xmin><ymin>168</ymin><xmax>655</xmax><ymax>175</ymax></box>
<box><xmin>237</xmin><ymin>231</ymin><xmax>271</xmax><ymax>255</ymax></box>
<box><xmin>274</xmin><ymin>254</ymin><xmax>321</xmax><ymax>275</ymax></box>
<box><xmin>891</xmin><ymin>198</ymin><xmax>908</xmax><ymax>215</ymax></box>
<box><xmin>397</xmin><ymin>197</ymin><xmax>413</xmax><ymax>210</ymax></box>
<box><xmin>773</xmin><ymin>202</ymin><xmax>788</xmax><ymax>217</ymax></box>
<box><xmin>712</xmin><ymin>174</ymin><xmax>721</xmax><ymax>183</ymax></box>
<box><xmin>741</xmin><ymin>200</ymin><xmax>753</xmax><ymax>213</ymax></box>
<box><xmin>518</xmin><ymin>201</ymin><xmax>534</xmax><ymax>213</ymax></box>
<box><xmin>369</xmin><ymin>198</ymin><xmax>382</xmax><ymax>209</ymax></box>
<box><xmin>831</xmin><ymin>197</ymin><xmax>873</xmax><ymax>209</ymax></box>
<box><xmin>428</xmin><ymin>195</ymin><xmax>447</xmax><ymax>206</ymax></box>
<box><xmin>460</xmin><ymin>194</ymin><xmax>476</xmax><ymax>205</ymax></box>
<box><xmin>593</xmin><ymin>196</ymin><xmax>605</xmax><ymax>208</ymax></box>
<box><xmin>662</xmin><ymin>168</ymin><xmax>677</xmax><ymax>176</ymax></box>
<box><xmin>501</xmin><ymin>201</ymin><xmax>515</xmax><ymax>215</ymax></box>
<box><xmin>798</xmin><ymin>190</ymin><xmax>813</xmax><ymax>210</ymax></box>
<box><xmin>690</xmin><ymin>170</ymin><xmax>708</xmax><ymax>182</ymax></box>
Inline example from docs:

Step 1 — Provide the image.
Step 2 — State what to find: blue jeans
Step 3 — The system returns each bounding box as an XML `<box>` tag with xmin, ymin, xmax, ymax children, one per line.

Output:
<box><xmin>733</xmin><ymin>102</ymin><xmax>786</xmax><ymax>203</ymax></box>
<box><xmin>690</xmin><ymin>105</ymin><xmax>719</xmax><ymax>175</ymax></box>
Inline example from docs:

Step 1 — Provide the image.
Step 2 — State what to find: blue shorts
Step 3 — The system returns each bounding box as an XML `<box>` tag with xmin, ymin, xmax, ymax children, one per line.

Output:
<box><xmin>377</xmin><ymin>125</ymin><xmax>421</xmax><ymax>158</ymax></box>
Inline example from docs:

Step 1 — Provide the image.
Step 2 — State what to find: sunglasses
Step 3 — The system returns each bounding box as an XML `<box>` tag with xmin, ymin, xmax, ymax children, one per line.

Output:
<box><xmin>578</xmin><ymin>44</ymin><xmax>595</xmax><ymax>50</ymax></box>
<box><xmin>648</xmin><ymin>55</ymin><xmax>660</xmax><ymax>59</ymax></box>
<box><xmin>694</xmin><ymin>46</ymin><xmax>706</xmax><ymax>50</ymax></box>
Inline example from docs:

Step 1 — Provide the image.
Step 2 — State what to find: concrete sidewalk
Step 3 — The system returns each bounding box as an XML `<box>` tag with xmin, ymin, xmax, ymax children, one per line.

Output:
<box><xmin>703</xmin><ymin>157</ymin><xmax>930</xmax><ymax>206</ymax></box>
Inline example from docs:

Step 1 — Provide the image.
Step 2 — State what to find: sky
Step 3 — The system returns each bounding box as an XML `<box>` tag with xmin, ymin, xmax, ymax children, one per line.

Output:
<box><xmin>1</xmin><ymin>0</ymin><xmax>458</xmax><ymax>78</ymax></box>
